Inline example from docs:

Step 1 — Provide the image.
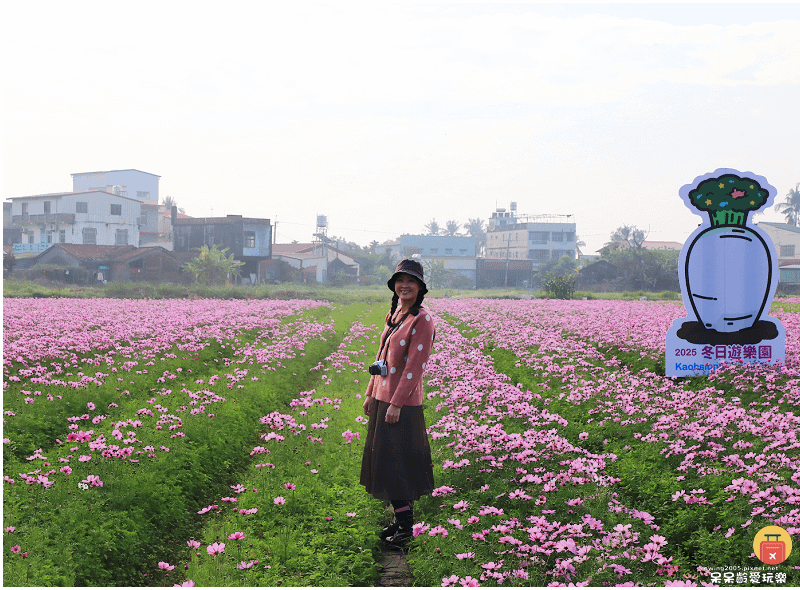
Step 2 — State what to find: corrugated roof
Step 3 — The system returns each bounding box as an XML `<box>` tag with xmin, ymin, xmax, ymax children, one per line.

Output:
<box><xmin>112</xmin><ymin>247</ymin><xmax>177</xmax><ymax>262</ymax></box>
<box><xmin>37</xmin><ymin>244</ymin><xmax>136</xmax><ymax>262</ymax></box>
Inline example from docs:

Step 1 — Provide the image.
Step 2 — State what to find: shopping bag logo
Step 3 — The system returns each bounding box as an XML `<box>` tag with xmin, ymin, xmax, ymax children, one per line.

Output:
<box><xmin>753</xmin><ymin>526</ymin><xmax>792</xmax><ymax>565</ymax></box>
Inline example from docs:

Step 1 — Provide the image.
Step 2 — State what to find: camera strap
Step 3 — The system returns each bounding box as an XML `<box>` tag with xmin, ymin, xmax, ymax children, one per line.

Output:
<box><xmin>377</xmin><ymin>311</ymin><xmax>410</xmax><ymax>362</ymax></box>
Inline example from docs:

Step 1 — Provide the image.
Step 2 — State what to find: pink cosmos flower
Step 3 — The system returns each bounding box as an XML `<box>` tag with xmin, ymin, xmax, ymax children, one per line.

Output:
<box><xmin>187</xmin><ymin>540</ymin><xmax>200</xmax><ymax>549</ymax></box>
<box><xmin>284</xmin><ymin>482</ymin><xmax>296</xmax><ymax>491</ymax></box>
<box><xmin>460</xmin><ymin>576</ymin><xmax>479</xmax><ymax>586</ymax></box>
<box><xmin>87</xmin><ymin>402</ymin><xmax>95</xmax><ymax>411</ymax></box>
<box><xmin>206</xmin><ymin>542</ymin><xmax>225</xmax><ymax>556</ymax></box>
<box><xmin>11</xmin><ymin>545</ymin><xmax>21</xmax><ymax>553</ymax></box>
<box><xmin>158</xmin><ymin>562</ymin><xmax>175</xmax><ymax>570</ymax></box>
<box><xmin>5</xmin><ymin>527</ymin><xmax>15</xmax><ymax>533</ymax></box>
<box><xmin>60</xmin><ymin>466</ymin><xmax>72</xmax><ymax>475</ymax></box>
<box><xmin>325</xmin><ymin>516</ymin><xmax>333</xmax><ymax>521</ymax></box>
<box><xmin>228</xmin><ymin>532</ymin><xmax>246</xmax><ymax>541</ymax></box>
<box><xmin>173</xmin><ymin>581</ymin><xmax>195</xmax><ymax>587</ymax></box>
<box><xmin>274</xmin><ymin>496</ymin><xmax>285</xmax><ymax>505</ymax></box>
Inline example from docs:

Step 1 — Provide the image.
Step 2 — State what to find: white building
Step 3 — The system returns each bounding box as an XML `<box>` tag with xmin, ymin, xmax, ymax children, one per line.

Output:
<box><xmin>486</xmin><ymin>205</ymin><xmax>576</xmax><ymax>266</ymax></box>
<box><xmin>759</xmin><ymin>221</ymin><xmax>800</xmax><ymax>284</ymax></box>
<box><xmin>71</xmin><ymin>169</ymin><xmax>160</xmax><ymax>203</ymax></box>
<box><xmin>7</xmin><ymin>190</ymin><xmax>141</xmax><ymax>254</ymax></box>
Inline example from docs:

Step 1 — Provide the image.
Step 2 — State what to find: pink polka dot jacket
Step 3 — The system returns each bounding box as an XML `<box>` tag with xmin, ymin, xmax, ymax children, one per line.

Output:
<box><xmin>365</xmin><ymin>308</ymin><xmax>436</xmax><ymax>408</ymax></box>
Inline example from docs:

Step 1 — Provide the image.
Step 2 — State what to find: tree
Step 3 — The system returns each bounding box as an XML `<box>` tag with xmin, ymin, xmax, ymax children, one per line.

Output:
<box><xmin>182</xmin><ymin>244</ymin><xmax>244</xmax><ymax>285</ymax></box>
<box><xmin>463</xmin><ymin>218</ymin><xmax>487</xmax><ymax>255</ymax></box>
<box><xmin>609</xmin><ymin>224</ymin><xmax>647</xmax><ymax>249</ymax></box>
<box><xmin>534</xmin><ymin>255</ymin><xmax>577</xmax><ymax>286</ymax></box>
<box><xmin>162</xmin><ymin>196</ymin><xmax>186</xmax><ymax>215</ymax></box>
<box><xmin>776</xmin><ymin>183</ymin><xmax>800</xmax><ymax>226</ymax></box>
<box><xmin>600</xmin><ymin>246</ymin><xmax>679</xmax><ymax>291</ymax></box>
<box><xmin>444</xmin><ymin>220</ymin><xmax>461</xmax><ymax>236</ymax></box>
<box><xmin>424</xmin><ymin>219</ymin><xmax>441</xmax><ymax>236</ymax></box>
<box><xmin>368</xmin><ymin>240</ymin><xmax>379</xmax><ymax>254</ymax></box>
<box><xmin>424</xmin><ymin>259</ymin><xmax>451</xmax><ymax>289</ymax></box>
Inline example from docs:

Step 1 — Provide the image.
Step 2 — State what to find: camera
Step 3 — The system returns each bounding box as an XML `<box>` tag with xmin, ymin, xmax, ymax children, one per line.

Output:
<box><xmin>368</xmin><ymin>360</ymin><xmax>388</xmax><ymax>376</ymax></box>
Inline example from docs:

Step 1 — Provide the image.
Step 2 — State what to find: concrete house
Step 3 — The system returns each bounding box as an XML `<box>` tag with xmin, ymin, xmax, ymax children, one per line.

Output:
<box><xmin>272</xmin><ymin>243</ymin><xmax>359</xmax><ymax>284</ymax></box>
<box><xmin>6</xmin><ymin>190</ymin><xmax>142</xmax><ymax>255</ymax></box>
<box><xmin>759</xmin><ymin>221</ymin><xmax>800</xmax><ymax>285</ymax></box>
<box><xmin>71</xmin><ymin>169</ymin><xmax>160</xmax><ymax>203</ymax></box>
<box><xmin>382</xmin><ymin>234</ymin><xmax>477</xmax><ymax>287</ymax></box>
<box><xmin>486</xmin><ymin>206</ymin><xmax>576</xmax><ymax>266</ymax></box>
<box><xmin>173</xmin><ymin>215</ymin><xmax>272</xmax><ymax>283</ymax></box>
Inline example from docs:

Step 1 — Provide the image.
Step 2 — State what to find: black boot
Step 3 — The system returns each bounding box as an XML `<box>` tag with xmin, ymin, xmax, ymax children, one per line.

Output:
<box><xmin>384</xmin><ymin>507</ymin><xmax>413</xmax><ymax>548</ymax></box>
<box><xmin>380</xmin><ymin>519</ymin><xmax>399</xmax><ymax>541</ymax></box>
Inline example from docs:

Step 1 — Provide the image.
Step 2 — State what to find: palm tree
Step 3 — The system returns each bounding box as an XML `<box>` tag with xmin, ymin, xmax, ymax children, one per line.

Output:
<box><xmin>776</xmin><ymin>183</ymin><xmax>800</xmax><ymax>226</ymax></box>
<box><xmin>444</xmin><ymin>220</ymin><xmax>461</xmax><ymax>236</ymax></box>
<box><xmin>463</xmin><ymin>218</ymin><xmax>487</xmax><ymax>256</ymax></box>
<box><xmin>424</xmin><ymin>219</ymin><xmax>441</xmax><ymax>236</ymax></box>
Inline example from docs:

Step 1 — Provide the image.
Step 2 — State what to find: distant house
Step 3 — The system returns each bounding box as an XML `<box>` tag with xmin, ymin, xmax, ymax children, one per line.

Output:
<box><xmin>5</xmin><ymin>190</ymin><xmax>142</xmax><ymax>255</ymax></box>
<box><xmin>272</xmin><ymin>243</ymin><xmax>359</xmax><ymax>284</ymax></box>
<box><xmin>576</xmin><ymin>259</ymin><xmax>619</xmax><ymax>290</ymax></box>
<box><xmin>383</xmin><ymin>234</ymin><xmax>477</xmax><ymax>287</ymax></box>
<box><xmin>486</xmin><ymin>206</ymin><xmax>577</xmax><ymax>267</ymax></box>
<box><xmin>71</xmin><ymin>169</ymin><xmax>160</xmax><ymax>203</ymax></box>
<box><xmin>759</xmin><ymin>222</ymin><xmax>800</xmax><ymax>285</ymax></box>
<box><xmin>605</xmin><ymin>240</ymin><xmax>683</xmax><ymax>252</ymax></box>
<box><xmin>173</xmin><ymin>215</ymin><xmax>272</xmax><ymax>283</ymax></box>
<box><xmin>476</xmin><ymin>258</ymin><xmax>533</xmax><ymax>289</ymax></box>
<box><xmin>30</xmin><ymin>243</ymin><xmax>182</xmax><ymax>283</ymax></box>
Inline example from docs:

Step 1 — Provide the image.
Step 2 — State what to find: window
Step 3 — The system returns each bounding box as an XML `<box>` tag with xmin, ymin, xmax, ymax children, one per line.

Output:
<box><xmin>110</xmin><ymin>204</ymin><xmax>122</xmax><ymax>216</ymax></box>
<box><xmin>781</xmin><ymin>244</ymin><xmax>796</xmax><ymax>257</ymax></box>
<box><xmin>28</xmin><ymin>233</ymin><xmax>34</xmax><ymax>244</ymax></box>
<box><xmin>115</xmin><ymin>229</ymin><xmax>128</xmax><ymax>245</ymax></box>
<box><xmin>244</xmin><ymin>231</ymin><xmax>255</xmax><ymax>248</ymax></box>
<box><xmin>530</xmin><ymin>249</ymin><xmax>548</xmax><ymax>261</ymax></box>
<box><xmin>76</xmin><ymin>202</ymin><xmax>88</xmax><ymax>214</ymax></box>
<box><xmin>429</xmin><ymin>248</ymin><xmax>438</xmax><ymax>255</ymax></box>
<box><xmin>460</xmin><ymin>249</ymin><xmax>467</xmax><ymax>255</ymax></box>
<box><xmin>137</xmin><ymin>191</ymin><xmax>150</xmax><ymax>199</ymax></box>
<box><xmin>529</xmin><ymin>231</ymin><xmax>548</xmax><ymax>244</ymax></box>
<box><xmin>82</xmin><ymin>228</ymin><xmax>97</xmax><ymax>245</ymax></box>
<box><xmin>140</xmin><ymin>211</ymin><xmax>148</xmax><ymax>226</ymax></box>
<box><xmin>565</xmin><ymin>232</ymin><xmax>575</xmax><ymax>242</ymax></box>
<box><xmin>445</xmin><ymin>248</ymin><xmax>453</xmax><ymax>256</ymax></box>
<box><xmin>59</xmin><ymin>230</ymin><xmax>66</xmax><ymax>243</ymax></box>
<box><xmin>551</xmin><ymin>232</ymin><xmax>565</xmax><ymax>243</ymax></box>
<box><xmin>44</xmin><ymin>201</ymin><xmax>51</xmax><ymax>214</ymax></box>
<box><xmin>46</xmin><ymin>230</ymin><xmax>55</xmax><ymax>243</ymax></box>
<box><xmin>22</xmin><ymin>203</ymin><xmax>28</xmax><ymax>218</ymax></box>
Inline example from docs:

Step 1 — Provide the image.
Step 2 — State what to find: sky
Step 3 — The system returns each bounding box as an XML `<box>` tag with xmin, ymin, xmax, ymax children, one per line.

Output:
<box><xmin>3</xmin><ymin>2</ymin><xmax>800</xmax><ymax>254</ymax></box>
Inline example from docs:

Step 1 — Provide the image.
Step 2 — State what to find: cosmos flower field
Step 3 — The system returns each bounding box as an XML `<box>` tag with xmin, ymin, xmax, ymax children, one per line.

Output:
<box><xmin>3</xmin><ymin>296</ymin><xmax>800</xmax><ymax>586</ymax></box>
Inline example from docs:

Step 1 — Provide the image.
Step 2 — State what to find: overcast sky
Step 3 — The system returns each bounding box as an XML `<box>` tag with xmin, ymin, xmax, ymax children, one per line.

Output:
<box><xmin>3</xmin><ymin>2</ymin><xmax>799</xmax><ymax>254</ymax></box>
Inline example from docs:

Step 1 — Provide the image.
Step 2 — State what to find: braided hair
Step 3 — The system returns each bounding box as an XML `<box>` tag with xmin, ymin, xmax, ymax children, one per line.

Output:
<box><xmin>388</xmin><ymin>290</ymin><xmax>426</xmax><ymax>326</ymax></box>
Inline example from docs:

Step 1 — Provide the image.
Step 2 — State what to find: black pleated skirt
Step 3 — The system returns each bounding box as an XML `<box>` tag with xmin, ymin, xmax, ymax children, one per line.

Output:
<box><xmin>360</xmin><ymin>400</ymin><xmax>435</xmax><ymax>501</ymax></box>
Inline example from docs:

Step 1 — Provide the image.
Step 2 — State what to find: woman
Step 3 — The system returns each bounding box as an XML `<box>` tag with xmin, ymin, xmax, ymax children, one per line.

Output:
<box><xmin>360</xmin><ymin>259</ymin><xmax>436</xmax><ymax>548</ymax></box>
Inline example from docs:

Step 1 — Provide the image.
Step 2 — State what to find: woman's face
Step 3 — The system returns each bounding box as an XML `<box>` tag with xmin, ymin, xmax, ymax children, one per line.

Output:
<box><xmin>394</xmin><ymin>273</ymin><xmax>420</xmax><ymax>305</ymax></box>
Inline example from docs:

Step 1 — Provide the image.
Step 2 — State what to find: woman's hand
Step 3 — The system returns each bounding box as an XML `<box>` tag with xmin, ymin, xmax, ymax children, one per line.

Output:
<box><xmin>385</xmin><ymin>404</ymin><xmax>401</xmax><ymax>424</ymax></box>
<box><xmin>362</xmin><ymin>396</ymin><xmax>373</xmax><ymax>416</ymax></box>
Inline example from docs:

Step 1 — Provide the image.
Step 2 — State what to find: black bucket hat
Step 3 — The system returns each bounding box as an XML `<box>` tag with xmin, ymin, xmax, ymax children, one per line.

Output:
<box><xmin>387</xmin><ymin>259</ymin><xmax>428</xmax><ymax>295</ymax></box>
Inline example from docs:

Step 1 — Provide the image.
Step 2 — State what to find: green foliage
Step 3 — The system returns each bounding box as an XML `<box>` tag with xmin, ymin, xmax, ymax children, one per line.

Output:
<box><xmin>424</xmin><ymin>259</ymin><xmax>451</xmax><ymax>289</ymax></box>
<box><xmin>543</xmin><ymin>272</ymin><xmax>575</xmax><ymax>299</ymax></box>
<box><xmin>601</xmin><ymin>245</ymin><xmax>680</xmax><ymax>292</ymax></box>
<box><xmin>536</xmin><ymin>254</ymin><xmax>577</xmax><ymax>286</ymax></box>
<box><xmin>182</xmin><ymin>244</ymin><xmax>244</xmax><ymax>285</ymax></box>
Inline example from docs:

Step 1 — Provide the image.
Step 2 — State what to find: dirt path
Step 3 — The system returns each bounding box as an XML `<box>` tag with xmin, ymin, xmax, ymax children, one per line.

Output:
<box><xmin>376</xmin><ymin>547</ymin><xmax>413</xmax><ymax>586</ymax></box>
